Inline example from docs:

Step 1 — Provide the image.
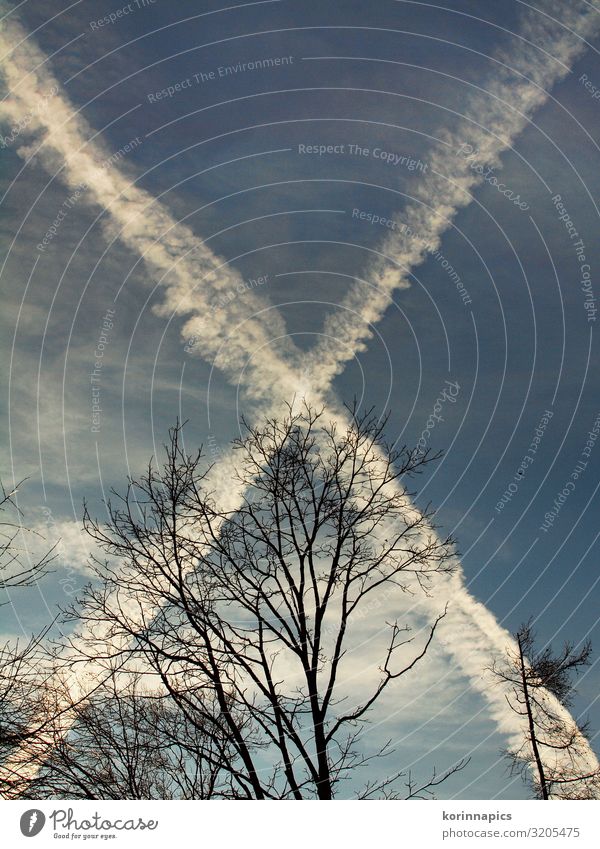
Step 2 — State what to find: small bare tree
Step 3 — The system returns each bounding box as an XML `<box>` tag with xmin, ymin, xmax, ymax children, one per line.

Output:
<box><xmin>18</xmin><ymin>669</ymin><xmax>234</xmax><ymax>800</ymax></box>
<box><xmin>0</xmin><ymin>482</ymin><xmax>55</xmax><ymax>798</ymax></box>
<box><xmin>61</xmin><ymin>404</ymin><xmax>465</xmax><ymax>799</ymax></box>
<box><xmin>0</xmin><ymin>633</ymin><xmax>50</xmax><ymax>797</ymax></box>
<box><xmin>492</xmin><ymin>622</ymin><xmax>600</xmax><ymax>799</ymax></box>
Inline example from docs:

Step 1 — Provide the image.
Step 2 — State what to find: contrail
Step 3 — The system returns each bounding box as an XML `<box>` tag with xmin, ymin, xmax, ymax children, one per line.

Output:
<box><xmin>316</xmin><ymin>396</ymin><xmax>599</xmax><ymax>795</ymax></box>
<box><xmin>298</xmin><ymin>0</ymin><xmax>600</xmax><ymax>790</ymax></box>
<box><xmin>0</xmin><ymin>0</ymin><xmax>598</xmax><ymax>795</ymax></box>
<box><xmin>0</xmin><ymin>8</ymin><xmax>298</xmax><ymax>405</ymax></box>
<box><xmin>305</xmin><ymin>0</ymin><xmax>600</xmax><ymax>389</ymax></box>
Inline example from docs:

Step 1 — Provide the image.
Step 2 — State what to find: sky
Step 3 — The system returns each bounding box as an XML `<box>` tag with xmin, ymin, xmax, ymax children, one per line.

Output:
<box><xmin>1</xmin><ymin>0</ymin><xmax>600</xmax><ymax>800</ymax></box>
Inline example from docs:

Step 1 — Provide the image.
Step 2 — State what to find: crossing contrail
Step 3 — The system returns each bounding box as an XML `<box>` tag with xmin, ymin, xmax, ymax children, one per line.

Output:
<box><xmin>0</xmin><ymin>0</ymin><xmax>598</xmax><ymax>795</ymax></box>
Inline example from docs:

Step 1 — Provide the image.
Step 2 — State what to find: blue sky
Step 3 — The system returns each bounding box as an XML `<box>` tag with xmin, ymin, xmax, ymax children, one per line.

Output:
<box><xmin>1</xmin><ymin>0</ymin><xmax>600</xmax><ymax>799</ymax></box>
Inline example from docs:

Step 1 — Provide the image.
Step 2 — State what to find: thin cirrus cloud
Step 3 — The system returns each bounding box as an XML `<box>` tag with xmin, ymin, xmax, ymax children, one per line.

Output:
<box><xmin>0</xmin><ymin>0</ymin><xmax>598</xmax><ymax>792</ymax></box>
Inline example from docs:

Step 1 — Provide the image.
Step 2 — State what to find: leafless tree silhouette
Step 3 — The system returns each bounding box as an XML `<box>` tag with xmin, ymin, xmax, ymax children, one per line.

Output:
<box><xmin>17</xmin><ymin>669</ymin><xmax>234</xmax><ymax>799</ymax></box>
<box><xmin>46</xmin><ymin>403</ymin><xmax>466</xmax><ymax>799</ymax></box>
<box><xmin>0</xmin><ymin>481</ymin><xmax>56</xmax><ymax>797</ymax></box>
<box><xmin>492</xmin><ymin>621</ymin><xmax>600</xmax><ymax>799</ymax></box>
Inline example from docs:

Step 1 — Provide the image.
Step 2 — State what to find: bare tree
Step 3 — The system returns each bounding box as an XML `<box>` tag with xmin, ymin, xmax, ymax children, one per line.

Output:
<box><xmin>0</xmin><ymin>482</ymin><xmax>56</xmax><ymax>797</ymax></box>
<box><xmin>17</xmin><ymin>669</ymin><xmax>234</xmax><ymax>800</ymax></box>
<box><xmin>0</xmin><ymin>632</ymin><xmax>50</xmax><ymax>797</ymax></box>
<box><xmin>492</xmin><ymin>622</ymin><xmax>600</xmax><ymax>799</ymax></box>
<box><xmin>56</xmin><ymin>403</ymin><xmax>466</xmax><ymax>799</ymax></box>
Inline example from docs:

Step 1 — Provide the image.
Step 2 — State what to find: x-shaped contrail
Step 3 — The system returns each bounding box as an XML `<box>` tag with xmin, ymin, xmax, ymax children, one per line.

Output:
<box><xmin>1</xmin><ymin>0</ymin><xmax>598</xmax><ymax>791</ymax></box>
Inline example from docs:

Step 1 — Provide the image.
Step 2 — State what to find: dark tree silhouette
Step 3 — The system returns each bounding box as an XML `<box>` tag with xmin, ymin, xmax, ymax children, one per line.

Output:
<box><xmin>17</xmin><ymin>670</ymin><xmax>235</xmax><ymax>800</ymax></box>
<box><xmin>43</xmin><ymin>404</ymin><xmax>465</xmax><ymax>799</ymax></box>
<box><xmin>492</xmin><ymin>622</ymin><xmax>600</xmax><ymax>799</ymax></box>
<box><xmin>0</xmin><ymin>481</ymin><xmax>56</xmax><ymax>798</ymax></box>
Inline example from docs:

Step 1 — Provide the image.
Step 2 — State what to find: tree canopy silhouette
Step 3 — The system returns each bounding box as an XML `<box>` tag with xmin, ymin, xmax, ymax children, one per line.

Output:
<box><xmin>48</xmin><ymin>404</ymin><xmax>466</xmax><ymax>799</ymax></box>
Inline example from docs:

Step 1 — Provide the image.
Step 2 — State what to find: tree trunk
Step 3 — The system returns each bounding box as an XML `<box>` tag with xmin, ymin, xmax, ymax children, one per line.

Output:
<box><xmin>518</xmin><ymin>634</ymin><xmax>549</xmax><ymax>800</ymax></box>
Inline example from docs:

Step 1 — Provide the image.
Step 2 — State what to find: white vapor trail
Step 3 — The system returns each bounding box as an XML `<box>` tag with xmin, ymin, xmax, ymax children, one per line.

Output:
<box><xmin>0</xmin><ymin>10</ymin><xmax>298</xmax><ymax>408</ymax></box>
<box><xmin>300</xmin><ymin>0</ymin><xmax>600</xmax><ymax>788</ymax></box>
<box><xmin>318</xmin><ymin>396</ymin><xmax>599</xmax><ymax>793</ymax></box>
<box><xmin>0</xmin><ymin>0</ymin><xmax>598</xmax><ymax>794</ymax></box>
<box><xmin>306</xmin><ymin>0</ymin><xmax>600</xmax><ymax>388</ymax></box>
